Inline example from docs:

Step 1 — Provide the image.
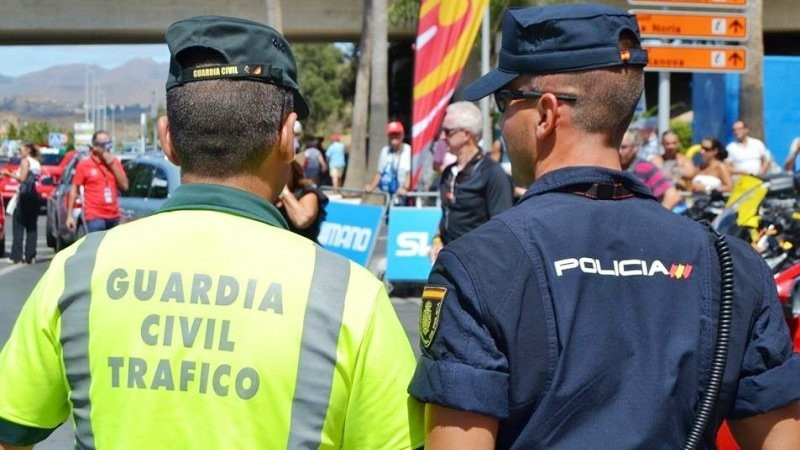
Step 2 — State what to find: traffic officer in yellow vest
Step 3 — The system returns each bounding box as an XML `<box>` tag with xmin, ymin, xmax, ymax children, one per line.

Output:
<box><xmin>0</xmin><ymin>16</ymin><xmax>423</xmax><ymax>450</ymax></box>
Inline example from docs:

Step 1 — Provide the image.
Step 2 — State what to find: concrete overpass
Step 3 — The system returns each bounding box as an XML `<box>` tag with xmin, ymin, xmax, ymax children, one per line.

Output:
<box><xmin>0</xmin><ymin>0</ymin><xmax>798</xmax><ymax>45</ymax></box>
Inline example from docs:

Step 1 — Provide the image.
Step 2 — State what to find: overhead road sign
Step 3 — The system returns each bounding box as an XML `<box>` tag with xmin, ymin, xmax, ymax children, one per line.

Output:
<box><xmin>628</xmin><ymin>0</ymin><xmax>748</xmax><ymax>8</ymax></box>
<box><xmin>634</xmin><ymin>10</ymin><xmax>747</xmax><ymax>41</ymax></box>
<box><xmin>643</xmin><ymin>45</ymin><xmax>747</xmax><ymax>73</ymax></box>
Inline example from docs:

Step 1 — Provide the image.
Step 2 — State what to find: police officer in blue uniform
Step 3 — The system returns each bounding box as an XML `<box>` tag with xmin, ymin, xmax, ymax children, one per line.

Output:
<box><xmin>408</xmin><ymin>4</ymin><xmax>800</xmax><ymax>449</ymax></box>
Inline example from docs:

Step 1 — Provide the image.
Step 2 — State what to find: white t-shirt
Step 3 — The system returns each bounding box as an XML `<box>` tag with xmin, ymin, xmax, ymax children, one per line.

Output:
<box><xmin>16</xmin><ymin>156</ymin><xmax>41</xmax><ymax>177</ymax></box>
<box><xmin>726</xmin><ymin>137</ymin><xmax>767</xmax><ymax>175</ymax></box>
<box><xmin>377</xmin><ymin>143</ymin><xmax>411</xmax><ymax>183</ymax></box>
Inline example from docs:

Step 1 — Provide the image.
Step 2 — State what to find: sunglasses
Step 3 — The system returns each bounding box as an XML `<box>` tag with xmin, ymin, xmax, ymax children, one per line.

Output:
<box><xmin>494</xmin><ymin>89</ymin><xmax>578</xmax><ymax>113</ymax></box>
<box><xmin>441</xmin><ymin>127</ymin><xmax>466</xmax><ymax>137</ymax></box>
<box><xmin>701</xmin><ymin>145</ymin><xmax>714</xmax><ymax>151</ymax></box>
<box><xmin>94</xmin><ymin>141</ymin><xmax>113</xmax><ymax>149</ymax></box>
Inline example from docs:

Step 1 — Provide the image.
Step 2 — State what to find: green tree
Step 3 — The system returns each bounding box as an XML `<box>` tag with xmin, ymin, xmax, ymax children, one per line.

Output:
<box><xmin>7</xmin><ymin>123</ymin><xmax>18</xmax><ymax>140</ymax></box>
<box><xmin>293</xmin><ymin>44</ymin><xmax>352</xmax><ymax>137</ymax></box>
<box><xmin>19</xmin><ymin>121</ymin><xmax>51</xmax><ymax>145</ymax></box>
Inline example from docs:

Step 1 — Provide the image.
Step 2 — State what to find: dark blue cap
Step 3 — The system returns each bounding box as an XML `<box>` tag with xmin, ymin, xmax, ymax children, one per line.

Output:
<box><xmin>463</xmin><ymin>3</ymin><xmax>648</xmax><ymax>101</ymax></box>
<box><xmin>165</xmin><ymin>15</ymin><xmax>309</xmax><ymax>119</ymax></box>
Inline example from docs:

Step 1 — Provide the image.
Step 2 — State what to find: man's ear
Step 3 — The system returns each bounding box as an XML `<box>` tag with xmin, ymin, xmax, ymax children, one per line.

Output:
<box><xmin>157</xmin><ymin>116</ymin><xmax>181</xmax><ymax>166</ymax></box>
<box><xmin>277</xmin><ymin>112</ymin><xmax>298</xmax><ymax>163</ymax></box>
<box><xmin>535</xmin><ymin>93</ymin><xmax>559</xmax><ymax>140</ymax></box>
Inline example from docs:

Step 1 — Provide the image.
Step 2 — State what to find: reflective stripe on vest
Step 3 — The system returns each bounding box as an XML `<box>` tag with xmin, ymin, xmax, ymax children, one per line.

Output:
<box><xmin>57</xmin><ymin>236</ymin><xmax>351</xmax><ymax>448</ymax></box>
<box><xmin>58</xmin><ymin>231</ymin><xmax>107</xmax><ymax>450</ymax></box>
<box><xmin>287</xmin><ymin>247</ymin><xmax>351</xmax><ymax>448</ymax></box>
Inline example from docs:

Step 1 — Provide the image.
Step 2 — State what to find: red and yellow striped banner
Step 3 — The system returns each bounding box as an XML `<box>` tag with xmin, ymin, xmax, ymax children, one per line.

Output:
<box><xmin>411</xmin><ymin>0</ymin><xmax>488</xmax><ymax>188</ymax></box>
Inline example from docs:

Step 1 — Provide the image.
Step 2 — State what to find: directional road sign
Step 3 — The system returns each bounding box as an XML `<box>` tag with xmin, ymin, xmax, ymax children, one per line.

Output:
<box><xmin>628</xmin><ymin>0</ymin><xmax>748</xmax><ymax>8</ymax></box>
<box><xmin>643</xmin><ymin>45</ymin><xmax>747</xmax><ymax>73</ymax></box>
<box><xmin>634</xmin><ymin>10</ymin><xmax>747</xmax><ymax>41</ymax></box>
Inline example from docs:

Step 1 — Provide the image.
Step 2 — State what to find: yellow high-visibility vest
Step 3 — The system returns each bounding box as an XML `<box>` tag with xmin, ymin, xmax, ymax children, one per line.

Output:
<box><xmin>0</xmin><ymin>184</ymin><xmax>423</xmax><ymax>449</ymax></box>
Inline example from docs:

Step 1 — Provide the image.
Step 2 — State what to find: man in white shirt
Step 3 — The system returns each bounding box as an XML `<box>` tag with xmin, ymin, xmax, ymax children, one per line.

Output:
<box><xmin>364</xmin><ymin>121</ymin><xmax>411</xmax><ymax>197</ymax></box>
<box><xmin>726</xmin><ymin>119</ymin><xmax>769</xmax><ymax>176</ymax></box>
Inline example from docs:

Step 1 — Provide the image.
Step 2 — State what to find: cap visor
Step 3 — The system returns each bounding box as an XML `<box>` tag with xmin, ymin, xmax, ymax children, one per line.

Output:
<box><xmin>294</xmin><ymin>93</ymin><xmax>310</xmax><ymax>120</ymax></box>
<box><xmin>462</xmin><ymin>69</ymin><xmax>518</xmax><ymax>101</ymax></box>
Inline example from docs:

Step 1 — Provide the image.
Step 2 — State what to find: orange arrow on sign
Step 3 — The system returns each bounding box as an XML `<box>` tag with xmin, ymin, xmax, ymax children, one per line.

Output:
<box><xmin>634</xmin><ymin>10</ymin><xmax>748</xmax><ymax>41</ymax></box>
<box><xmin>628</xmin><ymin>0</ymin><xmax>747</xmax><ymax>8</ymax></box>
<box><xmin>643</xmin><ymin>45</ymin><xmax>748</xmax><ymax>73</ymax></box>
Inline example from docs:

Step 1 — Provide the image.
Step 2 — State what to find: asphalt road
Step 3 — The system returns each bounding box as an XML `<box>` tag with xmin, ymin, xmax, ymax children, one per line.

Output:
<box><xmin>0</xmin><ymin>214</ymin><xmax>423</xmax><ymax>448</ymax></box>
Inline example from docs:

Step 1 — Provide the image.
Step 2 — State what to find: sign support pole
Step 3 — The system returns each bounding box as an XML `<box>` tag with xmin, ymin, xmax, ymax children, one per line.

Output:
<box><xmin>480</xmin><ymin>6</ymin><xmax>491</xmax><ymax>152</ymax></box>
<box><xmin>658</xmin><ymin>71</ymin><xmax>671</xmax><ymax>139</ymax></box>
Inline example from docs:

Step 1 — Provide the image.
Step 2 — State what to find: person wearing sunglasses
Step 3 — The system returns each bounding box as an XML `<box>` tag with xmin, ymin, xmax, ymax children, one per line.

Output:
<box><xmin>409</xmin><ymin>4</ymin><xmax>800</xmax><ymax>449</ymax></box>
<box><xmin>65</xmin><ymin>130</ymin><xmax>129</xmax><ymax>233</ymax></box>
<box><xmin>429</xmin><ymin>101</ymin><xmax>513</xmax><ymax>262</ymax></box>
<box><xmin>691</xmin><ymin>138</ymin><xmax>733</xmax><ymax>194</ymax></box>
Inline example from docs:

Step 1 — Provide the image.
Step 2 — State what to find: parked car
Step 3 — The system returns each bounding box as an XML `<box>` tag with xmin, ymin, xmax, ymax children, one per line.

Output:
<box><xmin>1</xmin><ymin>195</ymin><xmax>5</xmax><ymax>257</ymax></box>
<box><xmin>0</xmin><ymin>148</ymin><xmax>63</xmax><ymax>205</ymax></box>
<box><xmin>46</xmin><ymin>152</ymin><xmax>180</xmax><ymax>251</ymax></box>
<box><xmin>118</xmin><ymin>153</ymin><xmax>181</xmax><ymax>223</ymax></box>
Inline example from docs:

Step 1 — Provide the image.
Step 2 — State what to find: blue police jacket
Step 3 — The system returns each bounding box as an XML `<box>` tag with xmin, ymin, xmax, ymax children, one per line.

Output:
<box><xmin>409</xmin><ymin>166</ymin><xmax>800</xmax><ymax>449</ymax></box>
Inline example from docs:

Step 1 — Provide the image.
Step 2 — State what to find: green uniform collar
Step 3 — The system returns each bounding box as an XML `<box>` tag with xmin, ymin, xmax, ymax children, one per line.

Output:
<box><xmin>157</xmin><ymin>183</ymin><xmax>288</xmax><ymax>229</ymax></box>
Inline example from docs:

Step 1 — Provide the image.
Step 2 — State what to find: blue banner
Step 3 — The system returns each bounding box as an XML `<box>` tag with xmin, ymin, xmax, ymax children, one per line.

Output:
<box><xmin>386</xmin><ymin>207</ymin><xmax>442</xmax><ymax>282</ymax></box>
<box><xmin>318</xmin><ymin>201</ymin><xmax>384</xmax><ymax>267</ymax></box>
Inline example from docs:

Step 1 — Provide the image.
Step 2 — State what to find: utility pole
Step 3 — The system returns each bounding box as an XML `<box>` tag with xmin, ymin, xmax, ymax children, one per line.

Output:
<box><xmin>480</xmin><ymin>5</ymin><xmax>491</xmax><ymax>151</ymax></box>
<box><xmin>110</xmin><ymin>104</ymin><xmax>116</xmax><ymax>147</ymax></box>
<box><xmin>84</xmin><ymin>67</ymin><xmax>94</xmax><ymax>123</ymax></box>
<box><xmin>99</xmin><ymin>91</ymin><xmax>107</xmax><ymax>131</ymax></box>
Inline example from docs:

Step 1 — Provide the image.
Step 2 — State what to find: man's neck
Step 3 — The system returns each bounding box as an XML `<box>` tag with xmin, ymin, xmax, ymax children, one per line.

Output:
<box><xmin>181</xmin><ymin>173</ymin><xmax>279</xmax><ymax>202</ymax></box>
<box><xmin>457</xmin><ymin>144</ymin><xmax>480</xmax><ymax>168</ymax></box>
<box><xmin>534</xmin><ymin>132</ymin><xmax>622</xmax><ymax>179</ymax></box>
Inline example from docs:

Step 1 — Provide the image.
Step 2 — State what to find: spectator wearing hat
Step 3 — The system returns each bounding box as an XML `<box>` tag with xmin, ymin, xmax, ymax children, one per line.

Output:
<box><xmin>325</xmin><ymin>134</ymin><xmax>347</xmax><ymax>189</ymax></box>
<box><xmin>408</xmin><ymin>4</ymin><xmax>800</xmax><ymax>449</ymax></box>
<box><xmin>0</xmin><ymin>16</ymin><xmax>423</xmax><ymax>450</ymax></box>
<box><xmin>364</xmin><ymin>121</ymin><xmax>411</xmax><ymax>198</ymax></box>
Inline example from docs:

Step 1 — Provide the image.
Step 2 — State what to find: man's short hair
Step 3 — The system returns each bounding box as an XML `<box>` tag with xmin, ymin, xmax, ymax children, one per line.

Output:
<box><xmin>91</xmin><ymin>130</ymin><xmax>110</xmax><ymax>144</ymax></box>
<box><xmin>445</xmin><ymin>101</ymin><xmax>483</xmax><ymax>140</ymax></box>
<box><xmin>662</xmin><ymin>130</ymin><xmax>679</xmax><ymax>141</ymax></box>
<box><xmin>166</xmin><ymin>49</ymin><xmax>292</xmax><ymax>177</ymax></box>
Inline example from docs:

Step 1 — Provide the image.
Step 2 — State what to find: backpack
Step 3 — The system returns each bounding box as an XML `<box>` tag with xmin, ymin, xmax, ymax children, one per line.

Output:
<box><xmin>18</xmin><ymin>171</ymin><xmax>38</xmax><ymax>198</ymax></box>
<box><xmin>378</xmin><ymin>159</ymin><xmax>399</xmax><ymax>194</ymax></box>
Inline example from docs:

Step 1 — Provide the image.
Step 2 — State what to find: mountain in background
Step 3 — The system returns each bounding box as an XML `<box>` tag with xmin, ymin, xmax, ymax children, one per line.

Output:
<box><xmin>0</xmin><ymin>58</ymin><xmax>168</xmax><ymax>109</ymax></box>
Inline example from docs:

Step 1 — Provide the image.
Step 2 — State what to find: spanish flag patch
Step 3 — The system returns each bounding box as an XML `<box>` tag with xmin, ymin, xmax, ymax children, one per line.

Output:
<box><xmin>420</xmin><ymin>286</ymin><xmax>446</xmax><ymax>349</ymax></box>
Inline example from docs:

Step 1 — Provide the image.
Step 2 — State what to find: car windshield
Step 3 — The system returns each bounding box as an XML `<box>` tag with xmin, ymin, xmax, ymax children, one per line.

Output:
<box><xmin>41</xmin><ymin>153</ymin><xmax>63</xmax><ymax>165</ymax></box>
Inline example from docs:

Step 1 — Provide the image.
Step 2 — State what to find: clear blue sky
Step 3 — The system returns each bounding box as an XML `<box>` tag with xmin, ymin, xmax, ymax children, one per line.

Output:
<box><xmin>0</xmin><ymin>44</ymin><xmax>170</xmax><ymax>77</ymax></box>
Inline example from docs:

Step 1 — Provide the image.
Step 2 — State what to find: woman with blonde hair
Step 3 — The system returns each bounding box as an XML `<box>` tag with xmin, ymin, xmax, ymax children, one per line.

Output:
<box><xmin>1</xmin><ymin>142</ymin><xmax>41</xmax><ymax>263</ymax></box>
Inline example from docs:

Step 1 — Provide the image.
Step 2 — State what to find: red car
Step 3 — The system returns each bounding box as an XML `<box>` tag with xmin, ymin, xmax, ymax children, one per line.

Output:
<box><xmin>0</xmin><ymin>149</ymin><xmax>63</xmax><ymax>204</ymax></box>
<box><xmin>0</xmin><ymin>195</ymin><xmax>5</xmax><ymax>257</ymax></box>
<box><xmin>715</xmin><ymin>262</ymin><xmax>800</xmax><ymax>450</ymax></box>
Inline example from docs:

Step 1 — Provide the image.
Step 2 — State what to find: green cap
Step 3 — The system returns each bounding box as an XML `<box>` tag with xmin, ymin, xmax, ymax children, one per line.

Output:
<box><xmin>165</xmin><ymin>15</ymin><xmax>309</xmax><ymax>119</ymax></box>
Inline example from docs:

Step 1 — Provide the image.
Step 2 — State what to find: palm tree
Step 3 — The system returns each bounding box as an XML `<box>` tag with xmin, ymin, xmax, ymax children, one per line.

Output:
<box><xmin>344</xmin><ymin>0</ymin><xmax>374</xmax><ymax>189</ymax></box>
<box><xmin>368</xmin><ymin>0</ymin><xmax>389</xmax><ymax>185</ymax></box>
<box><xmin>265</xmin><ymin>0</ymin><xmax>283</xmax><ymax>33</ymax></box>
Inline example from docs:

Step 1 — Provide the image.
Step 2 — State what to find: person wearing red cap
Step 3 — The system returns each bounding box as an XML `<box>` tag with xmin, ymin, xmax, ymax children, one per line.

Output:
<box><xmin>364</xmin><ymin>121</ymin><xmax>411</xmax><ymax>199</ymax></box>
